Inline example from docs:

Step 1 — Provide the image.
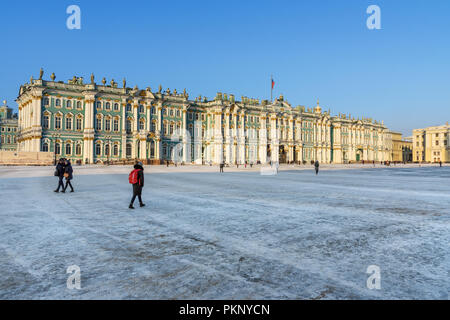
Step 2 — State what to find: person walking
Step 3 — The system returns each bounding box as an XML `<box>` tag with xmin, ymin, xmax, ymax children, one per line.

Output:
<box><xmin>54</xmin><ymin>158</ymin><xmax>66</xmax><ymax>193</ymax></box>
<box><xmin>439</xmin><ymin>161</ymin><xmax>442</xmax><ymax>167</ymax></box>
<box><xmin>62</xmin><ymin>159</ymin><xmax>74</xmax><ymax>192</ymax></box>
<box><xmin>129</xmin><ymin>162</ymin><xmax>145</xmax><ymax>209</ymax></box>
<box><xmin>314</xmin><ymin>160</ymin><xmax>320</xmax><ymax>175</ymax></box>
<box><xmin>220</xmin><ymin>162</ymin><xmax>224</xmax><ymax>173</ymax></box>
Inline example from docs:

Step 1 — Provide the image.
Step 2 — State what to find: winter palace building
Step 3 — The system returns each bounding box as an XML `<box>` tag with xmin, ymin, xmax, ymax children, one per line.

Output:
<box><xmin>16</xmin><ymin>72</ymin><xmax>394</xmax><ymax>165</ymax></box>
<box><xmin>0</xmin><ymin>101</ymin><xmax>18</xmax><ymax>151</ymax></box>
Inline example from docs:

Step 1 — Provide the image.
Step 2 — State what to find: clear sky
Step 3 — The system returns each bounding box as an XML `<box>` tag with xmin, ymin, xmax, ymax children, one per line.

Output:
<box><xmin>0</xmin><ymin>0</ymin><xmax>449</xmax><ymax>136</ymax></box>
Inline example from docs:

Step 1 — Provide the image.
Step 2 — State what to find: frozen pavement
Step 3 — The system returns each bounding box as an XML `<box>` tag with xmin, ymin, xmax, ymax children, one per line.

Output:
<box><xmin>0</xmin><ymin>165</ymin><xmax>449</xmax><ymax>299</ymax></box>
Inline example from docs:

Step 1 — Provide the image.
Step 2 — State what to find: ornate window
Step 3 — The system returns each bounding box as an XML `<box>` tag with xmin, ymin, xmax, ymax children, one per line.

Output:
<box><xmin>126</xmin><ymin>104</ymin><xmax>132</xmax><ymax>112</ymax></box>
<box><xmin>66</xmin><ymin>143</ymin><xmax>72</xmax><ymax>155</ymax></box>
<box><xmin>139</xmin><ymin>105</ymin><xmax>144</xmax><ymax>113</ymax></box>
<box><xmin>66</xmin><ymin>100</ymin><xmax>72</xmax><ymax>108</ymax></box>
<box><xmin>66</xmin><ymin>116</ymin><xmax>73</xmax><ymax>130</ymax></box>
<box><xmin>55</xmin><ymin>143</ymin><xmax>61</xmax><ymax>155</ymax></box>
<box><xmin>95</xmin><ymin>143</ymin><xmax>101</xmax><ymax>156</ymax></box>
<box><xmin>96</xmin><ymin>101</ymin><xmax>102</xmax><ymax>109</ymax></box>
<box><xmin>139</xmin><ymin>119</ymin><xmax>145</xmax><ymax>130</ymax></box>
<box><xmin>113</xmin><ymin>144</ymin><xmax>119</xmax><ymax>156</ymax></box>
<box><xmin>55</xmin><ymin>114</ymin><xmax>62</xmax><ymax>129</ymax></box>
<box><xmin>76</xmin><ymin>117</ymin><xmax>83</xmax><ymax>131</ymax></box>
<box><xmin>105</xmin><ymin>102</ymin><xmax>111</xmax><ymax>110</ymax></box>
<box><xmin>113</xmin><ymin>118</ymin><xmax>119</xmax><ymax>132</ymax></box>
<box><xmin>114</xmin><ymin>103</ymin><xmax>119</xmax><ymax>111</ymax></box>
<box><xmin>105</xmin><ymin>118</ymin><xmax>111</xmax><ymax>131</ymax></box>
<box><xmin>126</xmin><ymin>119</ymin><xmax>132</xmax><ymax>134</ymax></box>
<box><xmin>76</xmin><ymin>144</ymin><xmax>82</xmax><ymax>156</ymax></box>
<box><xmin>43</xmin><ymin>98</ymin><xmax>49</xmax><ymax>106</ymax></box>
<box><xmin>163</xmin><ymin>108</ymin><xmax>167</xmax><ymax>116</ymax></box>
<box><xmin>42</xmin><ymin>142</ymin><xmax>49</xmax><ymax>152</ymax></box>
<box><xmin>76</xmin><ymin>101</ymin><xmax>82</xmax><ymax>109</ymax></box>
<box><xmin>150</xmin><ymin>121</ymin><xmax>156</xmax><ymax>132</ymax></box>
<box><xmin>105</xmin><ymin>144</ymin><xmax>110</xmax><ymax>156</ymax></box>
<box><xmin>126</xmin><ymin>144</ymin><xmax>132</xmax><ymax>157</ymax></box>
<box><xmin>55</xmin><ymin>99</ymin><xmax>61</xmax><ymax>107</ymax></box>
<box><xmin>96</xmin><ymin>117</ymin><xmax>102</xmax><ymax>131</ymax></box>
<box><xmin>151</xmin><ymin>106</ymin><xmax>156</xmax><ymax>114</ymax></box>
<box><xmin>43</xmin><ymin>115</ymin><xmax>50</xmax><ymax>129</ymax></box>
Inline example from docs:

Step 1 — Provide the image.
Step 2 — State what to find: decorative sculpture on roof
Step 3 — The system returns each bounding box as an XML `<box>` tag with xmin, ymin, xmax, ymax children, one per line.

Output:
<box><xmin>50</xmin><ymin>73</ymin><xmax>56</xmax><ymax>81</ymax></box>
<box><xmin>158</xmin><ymin>85</ymin><xmax>162</xmax><ymax>93</ymax></box>
<box><xmin>102</xmin><ymin>78</ymin><xmax>106</xmax><ymax>85</ymax></box>
<box><xmin>39</xmin><ymin>68</ymin><xmax>44</xmax><ymax>80</ymax></box>
<box><xmin>91</xmin><ymin>73</ymin><xmax>95</xmax><ymax>84</ymax></box>
<box><xmin>123</xmin><ymin>78</ymin><xmax>126</xmax><ymax>88</ymax></box>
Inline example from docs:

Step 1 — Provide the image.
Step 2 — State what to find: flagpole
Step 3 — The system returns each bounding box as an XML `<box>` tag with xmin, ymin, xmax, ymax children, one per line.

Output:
<box><xmin>270</xmin><ymin>74</ymin><xmax>273</xmax><ymax>103</ymax></box>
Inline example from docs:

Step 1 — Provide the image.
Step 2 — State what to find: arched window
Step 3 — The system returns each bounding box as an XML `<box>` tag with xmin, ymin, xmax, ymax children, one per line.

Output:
<box><xmin>150</xmin><ymin>140</ymin><xmax>155</xmax><ymax>157</ymax></box>
<box><xmin>163</xmin><ymin>108</ymin><xmax>167</xmax><ymax>116</ymax></box>
<box><xmin>176</xmin><ymin>110</ymin><xmax>180</xmax><ymax>117</ymax></box>
<box><xmin>96</xmin><ymin>101</ymin><xmax>102</xmax><ymax>109</ymax></box>
<box><xmin>55</xmin><ymin>99</ymin><xmax>61</xmax><ymax>107</ymax></box>
<box><xmin>139</xmin><ymin>119</ymin><xmax>145</xmax><ymax>130</ymax></box>
<box><xmin>77</xmin><ymin>101</ymin><xmax>82</xmax><ymax>109</ymax></box>
<box><xmin>126</xmin><ymin>119</ymin><xmax>132</xmax><ymax>134</ymax></box>
<box><xmin>95</xmin><ymin>143</ymin><xmax>101</xmax><ymax>156</ymax></box>
<box><xmin>151</xmin><ymin>121</ymin><xmax>156</xmax><ymax>132</ymax></box>
<box><xmin>7</xmin><ymin>136</ymin><xmax>10</xmax><ymax>144</ymax></box>
<box><xmin>114</xmin><ymin>103</ymin><xmax>119</xmax><ymax>111</ymax></box>
<box><xmin>96</xmin><ymin>117</ymin><xmax>102</xmax><ymax>131</ymax></box>
<box><xmin>66</xmin><ymin>116</ymin><xmax>72</xmax><ymax>130</ymax></box>
<box><xmin>76</xmin><ymin>117</ymin><xmax>83</xmax><ymax>131</ymax></box>
<box><xmin>43</xmin><ymin>98</ymin><xmax>49</xmax><ymax>106</ymax></box>
<box><xmin>55</xmin><ymin>143</ymin><xmax>61</xmax><ymax>155</ymax></box>
<box><xmin>42</xmin><ymin>142</ymin><xmax>49</xmax><ymax>152</ymax></box>
<box><xmin>169</xmin><ymin>109</ymin><xmax>174</xmax><ymax>117</ymax></box>
<box><xmin>105</xmin><ymin>118</ymin><xmax>111</xmax><ymax>131</ymax></box>
<box><xmin>139</xmin><ymin>105</ymin><xmax>144</xmax><ymax>113</ymax></box>
<box><xmin>55</xmin><ymin>115</ymin><xmax>62</xmax><ymax>129</ymax></box>
<box><xmin>126</xmin><ymin>144</ymin><xmax>132</xmax><ymax>157</ymax></box>
<box><xmin>76</xmin><ymin>144</ymin><xmax>82</xmax><ymax>155</ymax></box>
<box><xmin>105</xmin><ymin>144</ymin><xmax>110</xmax><ymax>156</ymax></box>
<box><xmin>113</xmin><ymin>118</ymin><xmax>119</xmax><ymax>132</ymax></box>
<box><xmin>66</xmin><ymin>143</ymin><xmax>72</xmax><ymax>155</ymax></box>
<box><xmin>126</xmin><ymin>104</ymin><xmax>132</xmax><ymax>112</ymax></box>
<box><xmin>105</xmin><ymin>102</ymin><xmax>111</xmax><ymax>110</ymax></box>
<box><xmin>113</xmin><ymin>144</ymin><xmax>119</xmax><ymax>156</ymax></box>
<box><xmin>66</xmin><ymin>100</ymin><xmax>72</xmax><ymax>108</ymax></box>
<box><xmin>169</xmin><ymin>123</ymin><xmax>174</xmax><ymax>135</ymax></box>
<box><xmin>151</xmin><ymin>106</ymin><xmax>155</xmax><ymax>114</ymax></box>
<box><xmin>43</xmin><ymin>115</ymin><xmax>50</xmax><ymax>129</ymax></box>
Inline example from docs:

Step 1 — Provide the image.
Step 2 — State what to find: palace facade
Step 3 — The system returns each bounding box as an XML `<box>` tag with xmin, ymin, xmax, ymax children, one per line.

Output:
<box><xmin>0</xmin><ymin>101</ymin><xmax>18</xmax><ymax>151</ymax></box>
<box><xmin>16</xmin><ymin>72</ymin><xmax>393</xmax><ymax>164</ymax></box>
<box><xmin>413</xmin><ymin>123</ymin><xmax>449</xmax><ymax>163</ymax></box>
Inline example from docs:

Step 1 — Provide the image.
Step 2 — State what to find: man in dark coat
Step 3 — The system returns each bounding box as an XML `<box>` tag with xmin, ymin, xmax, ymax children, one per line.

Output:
<box><xmin>129</xmin><ymin>162</ymin><xmax>145</xmax><ymax>209</ymax></box>
<box><xmin>54</xmin><ymin>158</ymin><xmax>66</xmax><ymax>193</ymax></box>
<box><xmin>63</xmin><ymin>159</ymin><xmax>74</xmax><ymax>192</ymax></box>
<box><xmin>220</xmin><ymin>162</ymin><xmax>224</xmax><ymax>173</ymax></box>
<box><xmin>314</xmin><ymin>160</ymin><xmax>320</xmax><ymax>175</ymax></box>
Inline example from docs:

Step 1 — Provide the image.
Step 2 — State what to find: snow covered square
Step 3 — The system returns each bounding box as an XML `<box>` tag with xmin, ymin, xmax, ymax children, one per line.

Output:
<box><xmin>0</xmin><ymin>165</ymin><xmax>449</xmax><ymax>299</ymax></box>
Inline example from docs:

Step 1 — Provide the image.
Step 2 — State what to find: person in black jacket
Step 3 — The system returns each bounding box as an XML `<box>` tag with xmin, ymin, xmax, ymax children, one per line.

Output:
<box><xmin>129</xmin><ymin>162</ymin><xmax>145</xmax><ymax>209</ymax></box>
<box><xmin>314</xmin><ymin>160</ymin><xmax>320</xmax><ymax>175</ymax></box>
<box><xmin>54</xmin><ymin>158</ymin><xmax>66</xmax><ymax>193</ymax></box>
<box><xmin>63</xmin><ymin>159</ymin><xmax>74</xmax><ymax>193</ymax></box>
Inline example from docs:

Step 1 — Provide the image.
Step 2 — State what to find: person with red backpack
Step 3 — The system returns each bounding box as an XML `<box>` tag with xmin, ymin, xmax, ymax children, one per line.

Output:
<box><xmin>129</xmin><ymin>162</ymin><xmax>145</xmax><ymax>209</ymax></box>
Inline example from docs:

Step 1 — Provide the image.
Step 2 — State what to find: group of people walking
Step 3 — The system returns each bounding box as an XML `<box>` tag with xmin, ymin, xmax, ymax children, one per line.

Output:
<box><xmin>54</xmin><ymin>158</ymin><xmax>74</xmax><ymax>193</ymax></box>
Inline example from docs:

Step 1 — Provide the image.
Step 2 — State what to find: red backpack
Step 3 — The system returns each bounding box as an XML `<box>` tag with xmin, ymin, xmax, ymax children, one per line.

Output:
<box><xmin>129</xmin><ymin>169</ymin><xmax>140</xmax><ymax>184</ymax></box>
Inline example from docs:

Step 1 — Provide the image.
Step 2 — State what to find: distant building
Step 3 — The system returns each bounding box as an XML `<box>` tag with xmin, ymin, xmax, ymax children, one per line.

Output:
<box><xmin>0</xmin><ymin>100</ymin><xmax>18</xmax><ymax>151</ymax></box>
<box><xmin>16</xmin><ymin>71</ymin><xmax>394</xmax><ymax>164</ymax></box>
<box><xmin>390</xmin><ymin>131</ymin><xmax>412</xmax><ymax>162</ymax></box>
<box><xmin>413</xmin><ymin>123</ymin><xmax>450</xmax><ymax>163</ymax></box>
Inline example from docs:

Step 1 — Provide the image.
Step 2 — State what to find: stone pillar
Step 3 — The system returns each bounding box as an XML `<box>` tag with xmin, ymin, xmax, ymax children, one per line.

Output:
<box><xmin>83</xmin><ymin>94</ymin><xmax>96</xmax><ymax>163</ymax></box>
<box><xmin>182</xmin><ymin>107</ymin><xmax>188</xmax><ymax>163</ymax></box>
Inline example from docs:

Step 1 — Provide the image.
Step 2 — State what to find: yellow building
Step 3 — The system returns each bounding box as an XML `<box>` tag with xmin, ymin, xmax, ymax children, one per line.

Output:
<box><xmin>391</xmin><ymin>131</ymin><xmax>413</xmax><ymax>162</ymax></box>
<box><xmin>413</xmin><ymin>123</ymin><xmax>450</xmax><ymax>163</ymax></box>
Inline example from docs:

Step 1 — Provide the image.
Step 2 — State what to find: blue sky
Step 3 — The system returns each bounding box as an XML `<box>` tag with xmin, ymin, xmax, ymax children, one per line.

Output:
<box><xmin>0</xmin><ymin>0</ymin><xmax>449</xmax><ymax>136</ymax></box>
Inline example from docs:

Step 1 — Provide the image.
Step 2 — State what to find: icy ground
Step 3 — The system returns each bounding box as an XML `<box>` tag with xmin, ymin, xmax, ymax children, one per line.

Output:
<box><xmin>0</xmin><ymin>165</ymin><xmax>449</xmax><ymax>299</ymax></box>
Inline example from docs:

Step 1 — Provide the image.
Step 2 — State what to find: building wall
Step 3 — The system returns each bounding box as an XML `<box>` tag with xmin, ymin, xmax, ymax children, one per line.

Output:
<box><xmin>16</xmin><ymin>77</ymin><xmax>393</xmax><ymax>165</ymax></box>
<box><xmin>413</xmin><ymin>124</ymin><xmax>450</xmax><ymax>163</ymax></box>
<box><xmin>0</xmin><ymin>105</ymin><xmax>18</xmax><ymax>151</ymax></box>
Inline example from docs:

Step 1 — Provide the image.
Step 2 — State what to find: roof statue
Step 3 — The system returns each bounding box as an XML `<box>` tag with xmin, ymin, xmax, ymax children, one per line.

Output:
<box><xmin>158</xmin><ymin>85</ymin><xmax>162</xmax><ymax>93</ymax></box>
<box><xmin>102</xmin><ymin>78</ymin><xmax>106</xmax><ymax>85</ymax></box>
<box><xmin>123</xmin><ymin>78</ymin><xmax>126</xmax><ymax>88</ymax></box>
<box><xmin>39</xmin><ymin>68</ymin><xmax>44</xmax><ymax>80</ymax></box>
<box><xmin>50</xmin><ymin>73</ymin><xmax>56</xmax><ymax>81</ymax></box>
<box><xmin>30</xmin><ymin>76</ymin><xmax>33</xmax><ymax>84</ymax></box>
<box><xmin>91</xmin><ymin>73</ymin><xmax>95</xmax><ymax>84</ymax></box>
